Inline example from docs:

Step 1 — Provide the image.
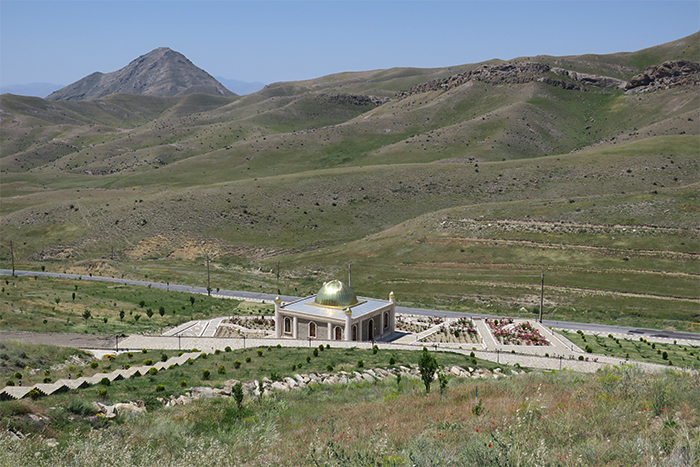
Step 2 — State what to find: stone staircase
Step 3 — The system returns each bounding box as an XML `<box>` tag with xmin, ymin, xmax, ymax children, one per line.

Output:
<box><xmin>0</xmin><ymin>352</ymin><xmax>203</xmax><ymax>401</ymax></box>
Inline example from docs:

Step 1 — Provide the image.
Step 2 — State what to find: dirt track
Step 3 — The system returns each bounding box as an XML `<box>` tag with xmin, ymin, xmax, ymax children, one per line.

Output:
<box><xmin>0</xmin><ymin>331</ymin><xmax>123</xmax><ymax>350</ymax></box>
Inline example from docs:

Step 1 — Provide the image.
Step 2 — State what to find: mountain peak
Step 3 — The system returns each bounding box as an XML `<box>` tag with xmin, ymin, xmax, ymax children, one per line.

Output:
<box><xmin>47</xmin><ymin>48</ymin><xmax>236</xmax><ymax>101</ymax></box>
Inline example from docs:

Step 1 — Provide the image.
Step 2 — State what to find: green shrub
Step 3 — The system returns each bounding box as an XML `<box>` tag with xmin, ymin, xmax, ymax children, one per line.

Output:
<box><xmin>148</xmin><ymin>367</ymin><xmax>158</xmax><ymax>375</ymax></box>
<box><xmin>202</xmin><ymin>369</ymin><xmax>210</xmax><ymax>380</ymax></box>
<box><xmin>326</xmin><ymin>364</ymin><xmax>334</xmax><ymax>372</ymax></box>
<box><xmin>161</xmin><ymin>354</ymin><xmax>168</xmax><ymax>362</ymax></box>
<box><xmin>306</xmin><ymin>356</ymin><xmax>311</xmax><ymax>363</ymax></box>
<box><xmin>127</xmin><ymin>352</ymin><xmax>133</xmax><ymax>359</ymax></box>
<box><xmin>372</xmin><ymin>345</ymin><xmax>378</xmax><ymax>355</ymax></box>
<box><xmin>389</xmin><ymin>356</ymin><xmax>396</xmax><ymax>365</ymax></box>
<box><xmin>245</xmin><ymin>356</ymin><xmax>251</xmax><ymax>363</ymax></box>
<box><xmin>313</xmin><ymin>349</ymin><xmax>319</xmax><ymax>357</ymax></box>
<box><xmin>214</xmin><ymin>349</ymin><xmax>221</xmax><ymax>355</ymax></box>
<box><xmin>297</xmin><ymin>363</ymin><xmax>302</xmax><ymax>369</ymax></box>
<box><xmin>100</xmin><ymin>377</ymin><xmax>110</xmax><ymax>386</ymax></box>
<box><xmin>319</xmin><ymin>345</ymin><xmax>324</xmax><ymax>352</ymax></box>
<box><xmin>233</xmin><ymin>360</ymin><xmax>241</xmax><ymax>369</ymax></box>
<box><xmin>124</xmin><ymin>364</ymin><xmax>130</xmax><ymax>369</ymax></box>
<box><xmin>178</xmin><ymin>351</ymin><xmax>184</xmax><ymax>357</ymax></box>
<box><xmin>43</xmin><ymin>377</ymin><xmax>51</xmax><ymax>383</ymax></box>
<box><xmin>142</xmin><ymin>349</ymin><xmax>148</xmax><ymax>354</ymax></box>
<box><xmin>291</xmin><ymin>363</ymin><xmax>296</xmax><ymax>370</ymax></box>
<box><xmin>97</xmin><ymin>388</ymin><xmax>108</xmax><ymax>399</ymax></box>
<box><xmin>144</xmin><ymin>359</ymin><xmax>153</xmax><ymax>365</ymax></box>
<box><xmin>224</xmin><ymin>346</ymin><xmax>232</xmax><ymax>353</ymax></box>
<box><xmin>257</xmin><ymin>349</ymin><xmax>263</xmax><ymax>357</ymax></box>
<box><xmin>90</xmin><ymin>362</ymin><xmax>99</xmax><ymax>369</ymax></box>
<box><xmin>276</xmin><ymin>344</ymin><xmax>281</xmax><ymax>349</ymax></box>
<box><xmin>326</xmin><ymin>344</ymin><xmax>330</xmax><ymax>349</ymax></box>
<box><xmin>28</xmin><ymin>389</ymin><xmax>41</xmax><ymax>400</ymax></box>
<box><xmin>13</xmin><ymin>372</ymin><xmax>22</xmax><ymax>380</ymax></box>
<box><xmin>76</xmin><ymin>372</ymin><xmax>83</xmax><ymax>378</ymax></box>
<box><xmin>67</xmin><ymin>399</ymin><xmax>97</xmax><ymax>416</ymax></box>
<box><xmin>155</xmin><ymin>384</ymin><xmax>165</xmax><ymax>392</ymax></box>
<box><xmin>357</xmin><ymin>359</ymin><xmax>364</xmax><ymax>368</ymax></box>
<box><xmin>6</xmin><ymin>380</ymin><xmax>14</xmax><ymax>386</ymax></box>
<box><xmin>662</xmin><ymin>351</ymin><xmax>669</xmax><ymax>360</ymax></box>
<box><xmin>180</xmin><ymin>380</ymin><xmax>187</xmax><ymax>387</ymax></box>
<box><xmin>187</xmin><ymin>358</ymin><xmax>194</xmax><ymax>365</ymax></box>
<box><xmin>218</xmin><ymin>365</ymin><xmax>226</xmax><ymax>374</ymax></box>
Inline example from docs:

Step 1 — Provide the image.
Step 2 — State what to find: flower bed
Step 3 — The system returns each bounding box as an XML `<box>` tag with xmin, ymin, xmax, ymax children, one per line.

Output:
<box><xmin>215</xmin><ymin>316</ymin><xmax>275</xmax><ymax>338</ymax></box>
<box><xmin>395</xmin><ymin>315</ymin><xmax>443</xmax><ymax>334</ymax></box>
<box><xmin>487</xmin><ymin>318</ymin><xmax>549</xmax><ymax>346</ymax></box>
<box><xmin>421</xmin><ymin>317</ymin><xmax>480</xmax><ymax>344</ymax></box>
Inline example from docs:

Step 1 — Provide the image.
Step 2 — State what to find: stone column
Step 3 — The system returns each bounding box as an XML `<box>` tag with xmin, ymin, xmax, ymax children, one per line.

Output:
<box><xmin>344</xmin><ymin>308</ymin><xmax>352</xmax><ymax>341</ymax></box>
<box><xmin>328</xmin><ymin>322</ymin><xmax>332</xmax><ymax>340</ymax></box>
<box><xmin>293</xmin><ymin>316</ymin><xmax>298</xmax><ymax>339</ymax></box>
<box><xmin>274</xmin><ymin>297</ymin><xmax>282</xmax><ymax>338</ymax></box>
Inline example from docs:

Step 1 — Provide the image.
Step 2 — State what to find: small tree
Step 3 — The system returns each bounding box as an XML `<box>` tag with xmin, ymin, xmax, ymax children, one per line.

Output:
<box><xmin>119</xmin><ymin>310</ymin><xmax>125</xmax><ymax>320</ymax></box>
<box><xmin>189</xmin><ymin>296</ymin><xmax>195</xmax><ymax>306</ymax></box>
<box><xmin>159</xmin><ymin>306</ymin><xmax>165</xmax><ymax>317</ymax></box>
<box><xmin>82</xmin><ymin>309</ymin><xmax>91</xmax><ymax>321</ymax></box>
<box><xmin>438</xmin><ymin>372</ymin><xmax>449</xmax><ymax>400</ymax></box>
<box><xmin>134</xmin><ymin>314</ymin><xmax>141</xmax><ymax>322</ymax></box>
<box><xmin>232</xmin><ymin>382</ymin><xmax>244</xmax><ymax>410</ymax></box>
<box><xmin>418</xmin><ymin>347</ymin><xmax>439</xmax><ymax>393</ymax></box>
<box><xmin>139</xmin><ymin>300</ymin><xmax>145</xmax><ymax>308</ymax></box>
<box><xmin>146</xmin><ymin>308</ymin><xmax>154</xmax><ymax>319</ymax></box>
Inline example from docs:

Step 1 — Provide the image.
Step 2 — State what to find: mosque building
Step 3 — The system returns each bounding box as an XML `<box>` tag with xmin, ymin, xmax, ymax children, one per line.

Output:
<box><xmin>274</xmin><ymin>280</ymin><xmax>395</xmax><ymax>342</ymax></box>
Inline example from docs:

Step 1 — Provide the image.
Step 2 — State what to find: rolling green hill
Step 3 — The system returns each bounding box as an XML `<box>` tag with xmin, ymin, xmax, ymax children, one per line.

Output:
<box><xmin>0</xmin><ymin>33</ymin><xmax>698</xmax><ymax>331</ymax></box>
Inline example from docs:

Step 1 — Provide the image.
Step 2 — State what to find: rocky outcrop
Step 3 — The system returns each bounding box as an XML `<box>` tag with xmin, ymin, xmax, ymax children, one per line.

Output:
<box><xmin>325</xmin><ymin>93</ymin><xmax>391</xmax><ymax>106</ymax></box>
<box><xmin>625</xmin><ymin>60</ymin><xmax>700</xmax><ymax>94</ymax></box>
<box><xmin>396</xmin><ymin>62</ymin><xmax>625</xmax><ymax>99</ymax></box>
<box><xmin>550</xmin><ymin>68</ymin><xmax>626</xmax><ymax>89</ymax></box>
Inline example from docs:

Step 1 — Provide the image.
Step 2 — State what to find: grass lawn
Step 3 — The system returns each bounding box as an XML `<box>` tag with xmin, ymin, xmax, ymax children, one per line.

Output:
<box><xmin>557</xmin><ymin>330</ymin><xmax>700</xmax><ymax>371</ymax></box>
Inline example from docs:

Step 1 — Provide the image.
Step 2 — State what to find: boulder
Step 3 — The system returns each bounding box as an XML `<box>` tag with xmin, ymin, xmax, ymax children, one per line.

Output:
<box><xmin>271</xmin><ymin>381</ymin><xmax>289</xmax><ymax>392</ymax></box>
<box><xmin>114</xmin><ymin>402</ymin><xmax>146</xmax><ymax>417</ymax></box>
<box><xmin>191</xmin><ymin>387</ymin><xmax>215</xmax><ymax>399</ymax></box>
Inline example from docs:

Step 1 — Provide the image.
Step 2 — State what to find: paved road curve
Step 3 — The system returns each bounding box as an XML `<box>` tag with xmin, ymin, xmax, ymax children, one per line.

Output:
<box><xmin>2</xmin><ymin>269</ymin><xmax>698</xmax><ymax>342</ymax></box>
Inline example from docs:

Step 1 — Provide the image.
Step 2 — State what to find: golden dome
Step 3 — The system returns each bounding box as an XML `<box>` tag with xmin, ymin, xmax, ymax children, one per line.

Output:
<box><xmin>315</xmin><ymin>280</ymin><xmax>358</xmax><ymax>308</ymax></box>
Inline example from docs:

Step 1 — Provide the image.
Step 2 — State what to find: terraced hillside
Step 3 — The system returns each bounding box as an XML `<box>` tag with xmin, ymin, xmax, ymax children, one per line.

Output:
<box><xmin>0</xmin><ymin>33</ymin><xmax>698</xmax><ymax>331</ymax></box>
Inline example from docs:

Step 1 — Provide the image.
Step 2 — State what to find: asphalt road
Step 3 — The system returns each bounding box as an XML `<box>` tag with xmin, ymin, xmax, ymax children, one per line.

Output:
<box><xmin>3</xmin><ymin>269</ymin><xmax>698</xmax><ymax>342</ymax></box>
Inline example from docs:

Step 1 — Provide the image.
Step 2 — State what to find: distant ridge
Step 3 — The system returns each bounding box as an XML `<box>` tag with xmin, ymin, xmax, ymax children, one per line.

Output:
<box><xmin>46</xmin><ymin>47</ymin><xmax>236</xmax><ymax>101</ymax></box>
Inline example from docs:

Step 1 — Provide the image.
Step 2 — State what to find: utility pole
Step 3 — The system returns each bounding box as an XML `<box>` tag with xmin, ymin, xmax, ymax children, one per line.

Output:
<box><xmin>276</xmin><ymin>261</ymin><xmax>280</xmax><ymax>292</ymax></box>
<box><xmin>10</xmin><ymin>241</ymin><xmax>15</xmax><ymax>277</ymax></box>
<box><xmin>348</xmin><ymin>261</ymin><xmax>352</xmax><ymax>287</ymax></box>
<box><xmin>206</xmin><ymin>252</ymin><xmax>211</xmax><ymax>295</ymax></box>
<box><xmin>538</xmin><ymin>272</ymin><xmax>545</xmax><ymax>323</ymax></box>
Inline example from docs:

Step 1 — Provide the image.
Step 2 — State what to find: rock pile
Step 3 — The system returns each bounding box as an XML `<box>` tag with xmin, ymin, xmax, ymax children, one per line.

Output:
<box><xmin>624</xmin><ymin>60</ymin><xmax>700</xmax><ymax>93</ymax></box>
<box><xmin>156</xmin><ymin>365</ymin><xmax>511</xmax><ymax>408</ymax></box>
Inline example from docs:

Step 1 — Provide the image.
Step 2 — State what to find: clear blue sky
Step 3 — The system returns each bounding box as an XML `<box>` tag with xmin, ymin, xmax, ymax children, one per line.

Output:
<box><xmin>1</xmin><ymin>0</ymin><xmax>698</xmax><ymax>87</ymax></box>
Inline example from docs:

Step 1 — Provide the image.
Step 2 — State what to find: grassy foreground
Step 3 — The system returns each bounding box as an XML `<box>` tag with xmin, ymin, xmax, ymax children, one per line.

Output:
<box><xmin>0</xmin><ymin>362</ymin><xmax>698</xmax><ymax>467</ymax></box>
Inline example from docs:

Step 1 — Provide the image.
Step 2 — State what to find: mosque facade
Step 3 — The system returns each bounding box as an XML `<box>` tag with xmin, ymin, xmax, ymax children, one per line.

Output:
<box><xmin>274</xmin><ymin>280</ymin><xmax>395</xmax><ymax>342</ymax></box>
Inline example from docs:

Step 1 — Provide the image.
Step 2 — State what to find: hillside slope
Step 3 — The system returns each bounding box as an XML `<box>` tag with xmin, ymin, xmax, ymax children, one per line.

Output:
<box><xmin>0</xmin><ymin>34</ymin><xmax>698</xmax><ymax>330</ymax></box>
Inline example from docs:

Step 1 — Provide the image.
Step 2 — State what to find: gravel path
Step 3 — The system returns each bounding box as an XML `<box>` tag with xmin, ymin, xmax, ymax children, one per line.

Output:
<box><xmin>0</xmin><ymin>331</ymin><xmax>121</xmax><ymax>350</ymax></box>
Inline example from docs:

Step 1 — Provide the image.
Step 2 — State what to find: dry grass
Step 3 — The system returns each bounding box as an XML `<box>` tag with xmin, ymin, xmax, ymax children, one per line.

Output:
<box><xmin>0</xmin><ymin>364</ymin><xmax>698</xmax><ymax>466</ymax></box>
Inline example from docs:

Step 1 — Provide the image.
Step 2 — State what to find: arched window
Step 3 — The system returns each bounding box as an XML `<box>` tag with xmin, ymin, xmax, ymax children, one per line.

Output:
<box><xmin>334</xmin><ymin>326</ymin><xmax>343</xmax><ymax>341</ymax></box>
<box><xmin>309</xmin><ymin>321</ymin><xmax>316</xmax><ymax>338</ymax></box>
<box><xmin>284</xmin><ymin>317</ymin><xmax>292</xmax><ymax>334</ymax></box>
<box><xmin>384</xmin><ymin>311</ymin><xmax>389</xmax><ymax>329</ymax></box>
